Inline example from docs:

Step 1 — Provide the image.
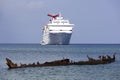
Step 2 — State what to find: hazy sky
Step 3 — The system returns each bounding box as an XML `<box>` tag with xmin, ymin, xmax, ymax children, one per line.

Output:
<box><xmin>0</xmin><ymin>0</ymin><xmax>120</xmax><ymax>44</ymax></box>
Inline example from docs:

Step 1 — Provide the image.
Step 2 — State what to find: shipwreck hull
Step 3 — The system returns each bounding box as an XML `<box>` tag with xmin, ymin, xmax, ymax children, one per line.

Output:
<box><xmin>6</xmin><ymin>54</ymin><xmax>116</xmax><ymax>69</ymax></box>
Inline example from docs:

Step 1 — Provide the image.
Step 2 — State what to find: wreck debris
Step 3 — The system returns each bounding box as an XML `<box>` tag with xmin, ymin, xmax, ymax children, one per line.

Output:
<box><xmin>6</xmin><ymin>54</ymin><xmax>116</xmax><ymax>69</ymax></box>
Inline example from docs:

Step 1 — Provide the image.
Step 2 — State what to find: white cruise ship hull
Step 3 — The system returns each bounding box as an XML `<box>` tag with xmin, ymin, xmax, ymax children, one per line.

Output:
<box><xmin>42</xmin><ymin>33</ymin><xmax>72</xmax><ymax>45</ymax></box>
<box><xmin>41</xmin><ymin>13</ymin><xmax>74</xmax><ymax>45</ymax></box>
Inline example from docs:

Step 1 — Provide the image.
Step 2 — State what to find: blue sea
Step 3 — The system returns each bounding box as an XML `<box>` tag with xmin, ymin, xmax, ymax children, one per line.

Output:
<box><xmin>0</xmin><ymin>44</ymin><xmax>120</xmax><ymax>80</ymax></box>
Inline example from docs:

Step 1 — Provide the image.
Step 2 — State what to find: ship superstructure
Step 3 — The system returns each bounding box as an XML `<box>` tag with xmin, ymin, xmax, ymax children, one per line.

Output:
<box><xmin>41</xmin><ymin>13</ymin><xmax>74</xmax><ymax>45</ymax></box>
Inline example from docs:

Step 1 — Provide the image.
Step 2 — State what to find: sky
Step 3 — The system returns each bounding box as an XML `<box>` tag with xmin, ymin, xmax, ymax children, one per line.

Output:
<box><xmin>0</xmin><ymin>0</ymin><xmax>120</xmax><ymax>44</ymax></box>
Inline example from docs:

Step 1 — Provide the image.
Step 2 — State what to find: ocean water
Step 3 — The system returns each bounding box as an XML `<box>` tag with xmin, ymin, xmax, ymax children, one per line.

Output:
<box><xmin>0</xmin><ymin>44</ymin><xmax>120</xmax><ymax>80</ymax></box>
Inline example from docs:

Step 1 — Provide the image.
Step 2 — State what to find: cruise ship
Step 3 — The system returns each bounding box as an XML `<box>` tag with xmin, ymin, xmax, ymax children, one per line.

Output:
<box><xmin>41</xmin><ymin>13</ymin><xmax>74</xmax><ymax>45</ymax></box>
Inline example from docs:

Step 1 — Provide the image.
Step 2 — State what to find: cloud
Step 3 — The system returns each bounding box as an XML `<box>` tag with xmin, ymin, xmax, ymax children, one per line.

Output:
<box><xmin>1</xmin><ymin>0</ymin><xmax>45</xmax><ymax>13</ymax></box>
<box><xmin>25</xmin><ymin>1</ymin><xmax>45</xmax><ymax>9</ymax></box>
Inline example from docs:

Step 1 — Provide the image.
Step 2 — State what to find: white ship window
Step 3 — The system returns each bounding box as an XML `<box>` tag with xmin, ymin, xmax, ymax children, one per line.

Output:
<box><xmin>61</xmin><ymin>20</ymin><xmax>69</xmax><ymax>23</ymax></box>
<box><xmin>47</xmin><ymin>25</ymin><xmax>73</xmax><ymax>27</ymax></box>
<box><xmin>53</xmin><ymin>21</ymin><xmax>60</xmax><ymax>23</ymax></box>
